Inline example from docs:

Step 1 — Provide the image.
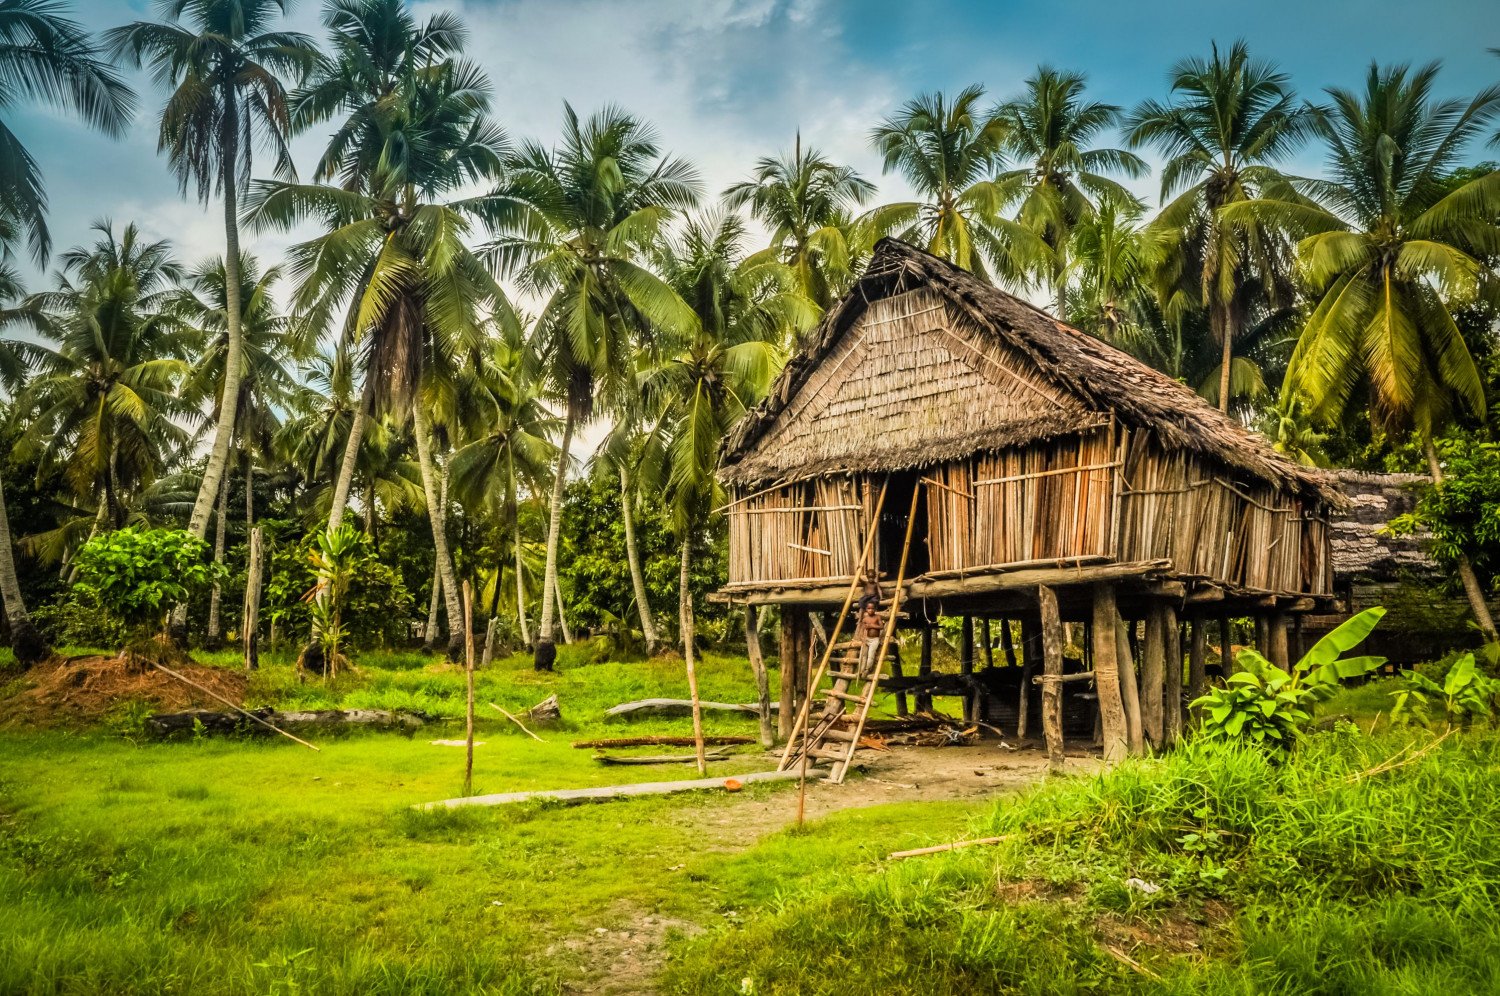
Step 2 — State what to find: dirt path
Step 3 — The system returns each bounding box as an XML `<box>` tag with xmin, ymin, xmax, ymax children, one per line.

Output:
<box><xmin>562</xmin><ymin>742</ymin><xmax>1102</xmax><ymax>995</ymax></box>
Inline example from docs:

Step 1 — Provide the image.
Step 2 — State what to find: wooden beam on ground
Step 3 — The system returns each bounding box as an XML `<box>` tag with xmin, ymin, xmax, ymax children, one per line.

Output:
<box><xmin>605</xmin><ymin>699</ymin><xmax>776</xmax><ymax>718</ymax></box>
<box><xmin>1090</xmin><ymin>585</ymin><xmax>1129</xmax><ymax>763</ymax></box>
<box><xmin>423</xmin><ymin>770</ymin><xmax>804</xmax><ymax>809</ymax></box>
<box><xmin>1037</xmin><ymin>586</ymin><xmax>1065</xmax><ymax>770</ymax></box>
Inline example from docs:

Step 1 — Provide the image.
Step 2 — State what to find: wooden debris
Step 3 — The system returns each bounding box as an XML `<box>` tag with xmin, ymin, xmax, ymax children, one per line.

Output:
<box><xmin>489</xmin><ymin>702</ymin><xmax>545</xmax><ymax>742</ymax></box>
<box><xmin>570</xmin><ymin>735</ymin><xmax>756</xmax><ymax>749</ymax></box>
<box><xmin>147</xmin><ymin>707</ymin><xmax>425</xmax><ymax>738</ymax></box>
<box><xmin>421</xmin><ymin>770</ymin><xmax>803</xmax><ymax>809</ymax></box>
<box><xmin>886</xmin><ymin>835</ymin><xmax>1012</xmax><ymax>860</ymax></box>
<box><xmin>604</xmin><ymin>698</ymin><xmax>776</xmax><ymax>718</ymax></box>
<box><xmin>524</xmin><ymin>694</ymin><xmax>561</xmax><ymax>725</ymax></box>
<box><xmin>148</xmin><ymin>662</ymin><xmax>320</xmax><ymax>751</ymax></box>
<box><xmin>593</xmin><ymin>749</ymin><xmax>732</xmax><ymax>766</ymax></box>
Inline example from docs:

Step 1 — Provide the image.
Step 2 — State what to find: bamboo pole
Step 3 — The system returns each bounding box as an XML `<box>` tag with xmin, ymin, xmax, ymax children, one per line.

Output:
<box><xmin>463</xmin><ymin>581</ymin><xmax>476</xmax><ymax>796</ymax></box>
<box><xmin>1037</xmin><ymin>586</ymin><xmax>1065</xmax><ymax>770</ymax></box>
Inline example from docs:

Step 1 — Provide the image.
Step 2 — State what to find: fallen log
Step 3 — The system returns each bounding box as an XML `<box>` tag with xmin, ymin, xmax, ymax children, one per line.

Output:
<box><xmin>593</xmin><ymin>748</ymin><xmax>733</xmax><ymax>765</ymax></box>
<box><xmin>524</xmin><ymin>693</ymin><xmax>561</xmax><ymax>725</ymax></box>
<box><xmin>421</xmin><ymin>769</ymin><xmax>804</xmax><ymax>809</ymax></box>
<box><xmin>146</xmin><ymin>707</ymin><xmax>429</xmax><ymax>739</ymax></box>
<box><xmin>571</xmin><ymin>735</ymin><xmax>756</xmax><ymax>749</ymax></box>
<box><xmin>604</xmin><ymin>698</ymin><xmax>778</xmax><ymax>719</ymax></box>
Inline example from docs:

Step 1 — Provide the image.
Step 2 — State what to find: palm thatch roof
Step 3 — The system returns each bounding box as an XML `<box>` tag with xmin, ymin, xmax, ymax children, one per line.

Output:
<box><xmin>721</xmin><ymin>238</ymin><xmax>1340</xmax><ymax>506</ymax></box>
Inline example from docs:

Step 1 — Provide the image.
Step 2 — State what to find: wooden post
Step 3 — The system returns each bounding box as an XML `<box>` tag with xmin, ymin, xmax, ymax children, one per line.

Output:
<box><xmin>744</xmin><ymin>606</ymin><xmax>774</xmax><ymax>747</ymax></box>
<box><xmin>916</xmin><ymin>626</ymin><xmax>933</xmax><ymax>713</ymax></box>
<box><xmin>981</xmin><ymin>619</ymin><xmax>994</xmax><ymax>669</ymax></box>
<box><xmin>778</xmin><ymin>609</ymin><xmax>797</xmax><ymax>738</ymax></box>
<box><xmin>1037</xmin><ymin>587</ymin><xmax>1065</xmax><ymax>769</ymax></box>
<box><xmin>1018</xmin><ymin>617</ymin><xmax>1039</xmax><ymax>738</ymax></box>
<box><xmin>1254</xmin><ymin>616</ymin><xmax>1270</xmax><ymax>659</ymax></box>
<box><xmin>1142</xmin><ymin>605</ymin><xmax>1166</xmax><ymax>749</ymax></box>
<box><xmin>463</xmin><ymin>581</ymin><xmax>476</xmax><ymax>797</ymax></box>
<box><xmin>1293</xmin><ymin>614</ymin><xmax>1305</xmax><ymax>665</ymax></box>
<box><xmin>960</xmin><ymin>615</ymin><xmax>975</xmax><ymax>723</ymax></box>
<box><xmin>241</xmin><ymin>526</ymin><xmax>263</xmax><ymax>671</ymax></box>
<box><xmin>1115</xmin><ymin>616</ymin><xmax>1143</xmax><ymax>754</ymax></box>
<box><xmin>1090</xmin><ymin>585</ymin><xmax>1129</xmax><ymax>763</ymax></box>
<box><xmin>1220</xmin><ymin>615</ymin><xmax>1235</xmax><ymax>677</ymax></box>
<box><xmin>889</xmin><ymin>643</ymin><xmax>909</xmax><ymax>717</ymax></box>
<box><xmin>1000</xmin><ymin>618</ymin><xmax>1017</xmax><ymax>669</ymax></box>
<box><xmin>1188</xmin><ymin>619</ymin><xmax>1207</xmax><ymax>715</ymax></box>
<box><xmin>1268</xmin><ymin>613</ymin><xmax>1290</xmax><ymax>672</ymax></box>
<box><xmin>1164</xmin><ymin>607</ymin><xmax>1182</xmax><ymax>747</ymax></box>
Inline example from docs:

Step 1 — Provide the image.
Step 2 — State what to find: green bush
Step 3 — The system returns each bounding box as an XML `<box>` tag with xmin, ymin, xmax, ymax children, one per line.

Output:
<box><xmin>70</xmin><ymin>527</ymin><xmax>226</xmax><ymax>636</ymax></box>
<box><xmin>264</xmin><ymin>527</ymin><xmax>414</xmax><ymax>651</ymax></box>
<box><xmin>1392</xmin><ymin>652</ymin><xmax>1500</xmax><ymax>727</ymax></box>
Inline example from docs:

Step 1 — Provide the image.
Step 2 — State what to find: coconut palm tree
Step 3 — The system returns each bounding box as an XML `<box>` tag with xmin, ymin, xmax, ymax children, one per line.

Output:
<box><xmin>1126</xmin><ymin>41</ymin><xmax>1312</xmax><ymax>411</ymax></box>
<box><xmin>723</xmin><ymin>135</ymin><xmax>874</xmax><ymax>309</ymax></box>
<box><xmin>648</xmin><ymin>212</ymin><xmax>804</xmax><ymax>770</ymax></box>
<box><xmin>1231</xmin><ymin>62</ymin><xmax>1500</xmax><ymax>641</ymax></box>
<box><xmin>866</xmin><ymin>84</ymin><xmax>1043</xmax><ymax>283</ymax></box>
<box><xmin>595</xmin><ymin>392</ymin><xmax>669</xmax><ymax>656</ymax></box>
<box><xmin>249</xmin><ymin>55</ymin><xmax>507</xmax><ymax>660</ymax></box>
<box><xmin>0</xmin><ymin>264</ymin><xmax>50</xmax><ymax>664</ymax></box>
<box><xmin>0</xmin><ymin>0</ymin><xmax>133</xmax><ymax>264</ymax></box>
<box><xmin>106</xmin><ymin>0</ymin><xmax>317</xmax><ymax>548</ymax></box>
<box><xmin>479</xmin><ymin>103</ymin><xmax>701</xmax><ymax>669</ymax></box>
<box><xmin>13</xmin><ymin>222</ymin><xmax>195</xmax><ymax>530</ymax></box>
<box><xmin>994</xmin><ymin>66</ymin><xmax>1147</xmax><ymax>315</ymax></box>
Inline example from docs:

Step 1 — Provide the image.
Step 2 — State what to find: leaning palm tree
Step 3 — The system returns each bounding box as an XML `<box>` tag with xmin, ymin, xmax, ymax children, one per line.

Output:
<box><xmin>106</xmin><ymin>0</ymin><xmax>318</xmax><ymax>548</ymax></box>
<box><xmin>249</xmin><ymin>56</ymin><xmax>507</xmax><ymax>660</ymax></box>
<box><xmin>723</xmin><ymin>136</ymin><xmax>874</xmax><ymax>309</ymax></box>
<box><xmin>1231</xmin><ymin>62</ymin><xmax>1500</xmax><ymax>641</ymax></box>
<box><xmin>479</xmin><ymin>103</ymin><xmax>701</xmax><ymax>669</ymax></box>
<box><xmin>0</xmin><ymin>0</ymin><xmax>133</xmax><ymax>264</ymax></box>
<box><xmin>994</xmin><ymin>66</ymin><xmax>1147</xmax><ymax>314</ymax></box>
<box><xmin>866</xmin><ymin>85</ymin><xmax>1043</xmax><ymax>283</ymax></box>
<box><xmin>1126</xmin><ymin>41</ymin><xmax>1311</xmax><ymax>411</ymax></box>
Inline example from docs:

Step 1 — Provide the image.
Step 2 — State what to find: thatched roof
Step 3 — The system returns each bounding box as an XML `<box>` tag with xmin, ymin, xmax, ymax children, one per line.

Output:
<box><xmin>721</xmin><ymin>238</ymin><xmax>1340</xmax><ymax>505</ymax></box>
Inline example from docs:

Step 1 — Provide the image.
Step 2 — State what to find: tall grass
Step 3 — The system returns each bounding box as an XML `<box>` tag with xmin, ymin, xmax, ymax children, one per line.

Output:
<box><xmin>664</xmin><ymin>728</ymin><xmax>1500</xmax><ymax>994</ymax></box>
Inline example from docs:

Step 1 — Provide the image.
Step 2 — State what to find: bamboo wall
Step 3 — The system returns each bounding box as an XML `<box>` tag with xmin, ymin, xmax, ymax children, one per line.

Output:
<box><xmin>726</xmin><ymin>429</ymin><xmax>1332</xmax><ymax>596</ymax></box>
<box><xmin>726</xmin><ymin>477</ymin><xmax>878</xmax><ymax>584</ymax></box>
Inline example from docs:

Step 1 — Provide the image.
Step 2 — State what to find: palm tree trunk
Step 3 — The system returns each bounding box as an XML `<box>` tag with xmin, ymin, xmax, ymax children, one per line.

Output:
<box><xmin>510</xmin><ymin>469</ymin><xmax>531</xmax><ymax>648</ymax></box>
<box><xmin>553</xmin><ymin>574</ymin><xmax>574</xmax><ymax>644</ymax></box>
<box><xmin>1424</xmin><ymin>438</ymin><xmax>1499</xmax><ymax>644</ymax></box>
<box><xmin>327</xmin><ymin>377</ymin><xmax>375</xmax><ymax>535</ymax></box>
<box><xmin>482</xmin><ymin>565</ymin><xmax>502</xmax><ymax>667</ymax></box>
<box><xmin>618</xmin><ymin>464</ymin><xmax>659</xmax><ymax>654</ymax></box>
<box><xmin>412</xmin><ymin>401</ymin><xmax>464</xmax><ymax>661</ymax></box>
<box><xmin>422</xmin><ymin>552</ymin><xmax>442</xmax><ymax>653</ymax></box>
<box><xmin>205</xmin><ymin>463</ymin><xmax>231</xmax><ymax>649</ymax></box>
<box><xmin>186</xmin><ymin>104</ymin><xmax>245</xmax><ymax>540</ymax></box>
<box><xmin>679</xmin><ymin>533</ymin><xmax>707</xmax><ymax>775</ymax></box>
<box><xmin>1215</xmin><ymin>304</ymin><xmax>1233</xmax><ymax>413</ymax></box>
<box><xmin>534</xmin><ymin>406</ymin><xmax>575</xmax><ymax>670</ymax></box>
<box><xmin>0</xmin><ymin>470</ymin><xmax>49</xmax><ymax>665</ymax></box>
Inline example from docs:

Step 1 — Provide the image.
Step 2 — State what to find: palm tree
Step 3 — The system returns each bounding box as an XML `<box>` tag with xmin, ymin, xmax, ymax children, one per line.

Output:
<box><xmin>480</xmin><ymin>103</ymin><xmax>701</xmax><ymax>669</ymax></box>
<box><xmin>1126</xmin><ymin>41</ymin><xmax>1312</xmax><ymax>411</ymax></box>
<box><xmin>994</xmin><ymin>66</ymin><xmax>1146</xmax><ymax>315</ymax></box>
<box><xmin>0</xmin><ymin>266</ymin><xmax>49</xmax><ymax>663</ymax></box>
<box><xmin>867</xmin><ymin>85</ymin><xmax>1042</xmax><ymax>282</ymax></box>
<box><xmin>1067</xmin><ymin>192</ymin><xmax>1152</xmax><ymax>344</ymax></box>
<box><xmin>723</xmin><ymin>135</ymin><xmax>874</xmax><ymax>309</ymax></box>
<box><xmin>177</xmin><ymin>253</ymin><xmax>293</xmax><ymax>646</ymax></box>
<box><xmin>596</xmin><ymin>396</ymin><xmax>668</xmax><ymax>655</ymax></box>
<box><xmin>106</xmin><ymin>0</ymin><xmax>318</xmax><ymax>548</ymax></box>
<box><xmin>0</xmin><ymin>0</ymin><xmax>133</xmax><ymax>264</ymax></box>
<box><xmin>649</xmin><ymin>212</ymin><xmax>803</xmax><ymax>770</ymax></box>
<box><xmin>250</xmin><ymin>53</ymin><xmax>507</xmax><ymax>660</ymax></box>
<box><xmin>13</xmin><ymin>222</ymin><xmax>194</xmax><ymax>530</ymax></box>
<box><xmin>1232</xmin><ymin>62</ymin><xmax>1500</xmax><ymax>641</ymax></box>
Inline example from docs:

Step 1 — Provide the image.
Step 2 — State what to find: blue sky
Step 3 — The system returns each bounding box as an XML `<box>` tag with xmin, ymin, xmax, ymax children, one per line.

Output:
<box><xmin>10</xmin><ymin>0</ymin><xmax>1499</xmax><ymax>291</ymax></box>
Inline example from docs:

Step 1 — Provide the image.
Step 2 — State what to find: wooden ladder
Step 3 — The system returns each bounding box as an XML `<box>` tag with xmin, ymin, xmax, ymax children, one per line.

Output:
<box><xmin>778</xmin><ymin>635</ymin><xmax>896</xmax><ymax>783</ymax></box>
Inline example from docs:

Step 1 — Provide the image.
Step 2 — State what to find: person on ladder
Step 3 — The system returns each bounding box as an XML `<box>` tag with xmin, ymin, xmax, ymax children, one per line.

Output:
<box><xmin>856</xmin><ymin>594</ymin><xmax>885</xmax><ymax>674</ymax></box>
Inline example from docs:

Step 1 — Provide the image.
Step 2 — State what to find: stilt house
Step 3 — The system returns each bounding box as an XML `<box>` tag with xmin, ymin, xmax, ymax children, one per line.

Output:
<box><xmin>717</xmin><ymin>238</ymin><xmax>1342</xmax><ymax>765</ymax></box>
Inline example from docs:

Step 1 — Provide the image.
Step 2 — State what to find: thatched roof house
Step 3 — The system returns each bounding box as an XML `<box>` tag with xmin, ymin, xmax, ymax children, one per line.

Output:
<box><xmin>717</xmin><ymin>240</ymin><xmax>1340</xmax><ymax>763</ymax></box>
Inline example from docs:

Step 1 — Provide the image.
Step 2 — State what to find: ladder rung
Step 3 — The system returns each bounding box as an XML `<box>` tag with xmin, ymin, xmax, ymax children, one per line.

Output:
<box><xmin>827</xmin><ymin>669</ymin><xmax>861</xmax><ymax>680</ymax></box>
<box><xmin>820</xmin><ymin>727</ymin><xmax>856</xmax><ymax>741</ymax></box>
<box><xmin>824</xmin><ymin>689</ymin><xmax>865</xmax><ymax>703</ymax></box>
<box><xmin>807</xmin><ymin>747</ymin><xmax>848</xmax><ymax>761</ymax></box>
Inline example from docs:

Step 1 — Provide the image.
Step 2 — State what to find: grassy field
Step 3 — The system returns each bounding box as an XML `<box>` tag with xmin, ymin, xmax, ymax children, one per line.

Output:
<box><xmin>1</xmin><ymin>646</ymin><xmax>1496</xmax><ymax>994</ymax></box>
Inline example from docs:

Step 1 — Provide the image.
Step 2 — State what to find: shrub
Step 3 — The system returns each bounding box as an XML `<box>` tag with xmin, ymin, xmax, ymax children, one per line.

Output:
<box><xmin>70</xmin><ymin>528</ymin><xmax>226</xmax><ymax>636</ymax></box>
<box><xmin>1392</xmin><ymin>652</ymin><xmax>1500</xmax><ymax>727</ymax></box>
<box><xmin>1192</xmin><ymin>607</ymin><xmax>1386</xmax><ymax>746</ymax></box>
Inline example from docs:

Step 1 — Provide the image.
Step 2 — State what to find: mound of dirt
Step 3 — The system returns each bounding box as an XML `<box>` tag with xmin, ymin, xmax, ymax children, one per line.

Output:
<box><xmin>0</xmin><ymin>649</ymin><xmax>249</xmax><ymax>728</ymax></box>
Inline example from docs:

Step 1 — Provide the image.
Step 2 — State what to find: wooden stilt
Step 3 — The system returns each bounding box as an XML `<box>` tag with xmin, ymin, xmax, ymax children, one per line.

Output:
<box><xmin>981</xmin><ymin>619</ymin><xmax>995</xmax><ymax>670</ymax></box>
<box><xmin>1268</xmin><ymin>613</ymin><xmax>1290</xmax><ymax>672</ymax></box>
<box><xmin>1038</xmin><ymin>587</ymin><xmax>1064</xmax><ymax>769</ymax></box>
<box><xmin>777</xmin><ymin>609</ymin><xmax>797</xmax><ymax>739</ymax></box>
<box><xmin>1164</xmin><ymin>606</ymin><xmax>1182</xmax><ymax>747</ymax></box>
<box><xmin>1000</xmin><ymin>618</ymin><xmax>1018</xmax><ymax>669</ymax></box>
<box><xmin>1018</xmin><ymin>617</ymin><xmax>1039</xmax><ymax>739</ymax></box>
<box><xmin>1293</xmin><ymin>614</ymin><xmax>1305</xmax><ymax>665</ymax></box>
<box><xmin>889</xmin><ymin>643</ymin><xmax>909</xmax><ymax>717</ymax></box>
<box><xmin>1220</xmin><ymin>615</ymin><xmax>1235</xmax><ymax>677</ymax></box>
<box><xmin>1116</xmin><ymin>615</ymin><xmax>1143</xmax><ymax>754</ymax></box>
<box><xmin>744</xmin><ymin>606</ymin><xmax>774</xmax><ymax>747</ymax></box>
<box><xmin>960</xmin><ymin>615</ymin><xmax>975</xmax><ymax>723</ymax></box>
<box><xmin>1142</xmin><ymin>605</ymin><xmax>1166</xmax><ymax>749</ymax></box>
<box><xmin>1188</xmin><ymin>619</ymin><xmax>1207</xmax><ymax>718</ymax></box>
<box><xmin>916</xmin><ymin>627</ymin><xmax>933</xmax><ymax>713</ymax></box>
<box><xmin>1090</xmin><ymin>585</ymin><xmax>1129</xmax><ymax>763</ymax></box>
<box><xmin>1255</xmin><ymin>616</ymin><xmax>1270</xmax><ymax>659</ymax></box>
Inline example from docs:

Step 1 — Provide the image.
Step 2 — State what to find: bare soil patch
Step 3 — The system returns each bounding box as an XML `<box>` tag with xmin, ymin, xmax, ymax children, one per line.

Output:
<box><xmin>0</xmin><ymin>651</ymin><xmax>247</xmax><ymax>728</ymax></box>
